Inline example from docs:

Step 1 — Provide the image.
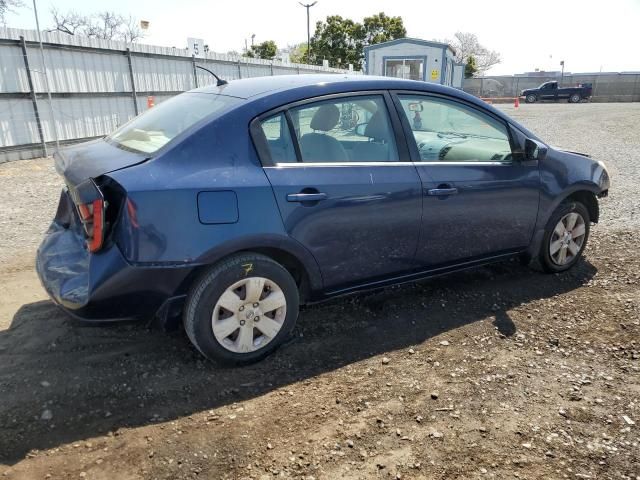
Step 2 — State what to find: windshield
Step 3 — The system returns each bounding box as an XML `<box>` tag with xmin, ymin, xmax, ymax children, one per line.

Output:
<box><xmin>108</xmin><ymin>93</ymin><xmax>241</xmax><ymax>154</ymax></box>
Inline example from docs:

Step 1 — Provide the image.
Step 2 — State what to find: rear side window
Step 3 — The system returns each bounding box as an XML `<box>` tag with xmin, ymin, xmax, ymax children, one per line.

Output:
<box><xmin>108</xmin><ymin>93</ymin><xmax>240</xmax><ymax>154</ymax></box>
<box><xmin>258</xmin><ymin>113</ymin><xmax>297</xmax><ymax>163</ymax></box>
<box><xmin>290</xmin><ymin>95</ymin><xmax>399</xmax><ymax>163</ymax></box>
<box><xmin>397</xmin><ymin>95</ymin><xmax>512</xmax><ymax>162</ymax></box>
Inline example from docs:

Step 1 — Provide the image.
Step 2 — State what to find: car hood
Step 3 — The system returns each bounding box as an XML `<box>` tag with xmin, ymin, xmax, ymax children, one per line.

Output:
<box><xmin>54</xmin><ymin>138</ymin><xmax>148</xmax><ymax>187</ymax></box>
<box><xmin>551</xmin><ymin>146</ymin><xmax>591</xmax><ymax>158</ymax></box>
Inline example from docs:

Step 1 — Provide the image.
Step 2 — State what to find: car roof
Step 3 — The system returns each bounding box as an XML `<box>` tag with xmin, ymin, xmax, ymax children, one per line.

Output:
<box><xmin>192</xmin><ymin>74</ymin><xmax>542</xmax><ymax>142</ymax></box>
<box><xmin>195</xmin><ymin>74</ymin><xmax>455</xmax><ymax>100</ymax></box>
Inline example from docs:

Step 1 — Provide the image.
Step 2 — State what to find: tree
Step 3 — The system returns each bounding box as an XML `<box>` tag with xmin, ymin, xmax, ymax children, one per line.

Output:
<box><xmin>287</xmin><ymin>43</ymin><xmax>308</xmax><ymax>64</ymax></box>
<box><xmin>0</xmin><ymin>0</ymin><xmax>23</xmax><ymax>25</ymax></box>
<box><xmin>450</xmin><ymin>32</ymin><xmax>500</xmax><ymax>75</ymax></box>
<box><xmin>49</xmin><ymin>8</ymin><xmax>145</xmax><ymax>42</ymax></box>
<box><xmin>244</xmin><ymin>40</ymin><xmax>278</xmax><ymax>60</ymax></box>
<box><xmin>464</xmin><ymin>55</ymin><xmax>478</xmax><ymax>78</ymax></box>
<box><xmin>51</xmin><ymin>7</ymin><xmax>87</xmax><ymax>35</ymax></box>
<box><xmin>310</xmin><ymin>15</ymin><xmax>360</xmax><ymax>68</ymax></box>
<box><xmin>360</xmin><ymin>12</ymin><xmax>406</xmax><ymax>46</ymax></box>
<box><xmin>310</xmin><ymin>12</ymin><xmax>405</xmax><ymax>69</ymax></box>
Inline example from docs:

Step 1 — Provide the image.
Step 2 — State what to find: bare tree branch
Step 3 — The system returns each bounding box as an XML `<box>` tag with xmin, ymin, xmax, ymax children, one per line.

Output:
<box><xmin>122</xmin><ymin>15</ymin><xmax>144</xmax><ymax>43</ymax></box>
<box><xmin>50</xmin><ymin>7</ymin><xmax>87</xmax><ymax>35</ymax></box>
<box><xmin>450</xmin><ymin>32</ymin><xmax>501</xmax><ymax>76</ymax></box>
<box><xmin>0</xmin><ymin>0</ymin><xmax>24</xmax><ymax>25</ymax></box>
<box><xmin>48</xmin><ymin>7</ymin><xmax>145</xmax><ymax>42</ymax></box>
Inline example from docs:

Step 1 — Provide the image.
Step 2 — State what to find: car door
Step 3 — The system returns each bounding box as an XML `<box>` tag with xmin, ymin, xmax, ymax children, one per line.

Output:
<box><xmin>252</xmin><ymin>92</ymin><xmax>423</xmax><ymax>290</ymax></box>
<box><xmin>540</xmin><ymin>82</ymin><xmax>557</xmax><ymax>100</ymax></box>
<box><xmin>392</xmin><ymin>92</ymin><xmax>540</xmax><ymax>268</ymax></box>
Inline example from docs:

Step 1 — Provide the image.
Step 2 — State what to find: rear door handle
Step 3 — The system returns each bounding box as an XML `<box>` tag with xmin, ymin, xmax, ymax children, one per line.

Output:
<box><xmin>286</xmin><ymin>192</ymin><xmax>328</xmax><ymax>202</ymax></box>
<box><xmin>426</xmin><ymin>187</ymin><xmax>458</xmax><ymax>196</ymax></box>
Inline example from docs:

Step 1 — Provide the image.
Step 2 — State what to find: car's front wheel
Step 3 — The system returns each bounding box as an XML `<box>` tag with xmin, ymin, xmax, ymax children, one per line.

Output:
<box><xmin>539</xmin><ymin>201</ymin><xmax>590</xmax><ymax>273</ymax></box>
<box><xmin>525</xmin><ymin>94</ymin><xmax>537</xmax><ymax>103</ymax></box>
<box><xmin>184</xmin><ymin>253</ymin><xmax>299</xmax><ymax>364</ymax></box>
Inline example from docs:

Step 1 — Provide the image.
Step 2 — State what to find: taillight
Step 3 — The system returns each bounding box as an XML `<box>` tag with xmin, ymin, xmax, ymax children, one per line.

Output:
<box><xmin>77</xmin><ymin>198</ymin><xmax>105</xmax><ymax>252</ymax></box>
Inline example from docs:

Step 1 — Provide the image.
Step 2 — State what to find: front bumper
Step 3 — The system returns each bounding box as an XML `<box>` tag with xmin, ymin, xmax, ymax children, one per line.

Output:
<box><xmin>36</xmin><ymin>222</ymin><xmax>195</xmax><ymax>322</ymax></box>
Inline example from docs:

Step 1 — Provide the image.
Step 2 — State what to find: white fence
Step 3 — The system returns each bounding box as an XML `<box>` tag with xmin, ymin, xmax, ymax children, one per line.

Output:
<box><xmin>0</xmin><ymin>27</ymin><xmax>359</xmax><ymax>162</ymax></box>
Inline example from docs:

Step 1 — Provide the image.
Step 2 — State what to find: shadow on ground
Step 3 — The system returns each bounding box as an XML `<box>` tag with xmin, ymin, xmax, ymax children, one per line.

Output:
<box><xmin>0</xmin><ymin>258</ymin><xmax>596</xmax><ymax>463</ymax></box>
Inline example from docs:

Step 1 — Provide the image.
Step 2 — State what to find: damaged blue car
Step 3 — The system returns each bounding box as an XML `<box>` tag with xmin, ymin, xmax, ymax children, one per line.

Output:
<box><xmin>37</xmin><ymin>74</ymin><xmax>610</xmax><ymax>364</ymax></box>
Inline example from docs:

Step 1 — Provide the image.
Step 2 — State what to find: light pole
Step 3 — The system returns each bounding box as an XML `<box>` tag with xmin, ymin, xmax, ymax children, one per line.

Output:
<box><xmin>560</xmin><ymin>60</ymin><xmax>565</xmax><ymax>87</ymax></box>
<box><xmin>298</xmin><ymin>1</ymin><xmax>317</xmax><ymax>64</ymax></box>
<box><xmin>32</xmin><ymin>0</ymin><xmax>60</xmax><ymax>153</ymax></box>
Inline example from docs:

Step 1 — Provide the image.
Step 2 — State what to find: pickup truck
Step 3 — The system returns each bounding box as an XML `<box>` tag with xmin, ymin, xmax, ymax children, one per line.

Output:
<box><xmin>521</xmin><ymin>81</ymin><xmax>592</xmax><ymax>103</ymax></box>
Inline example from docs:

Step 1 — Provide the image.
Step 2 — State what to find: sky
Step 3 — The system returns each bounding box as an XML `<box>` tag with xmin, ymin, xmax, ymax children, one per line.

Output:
<box><xmin>4</xmin><ymin>0</ymin><xmax>640</xmax><ymax>75</ymax></box>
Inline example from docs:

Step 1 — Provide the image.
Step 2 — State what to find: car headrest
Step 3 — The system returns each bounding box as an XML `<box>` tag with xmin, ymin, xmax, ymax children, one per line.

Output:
<box><xmin>310</xmin><ymin>104</ymin><xmax>340</xmax><ymax>132</ymax></box>
<box><xmin>364</xmin><ymin>110</ymin><xmax>389</xmax><ymax>141</ymax></box>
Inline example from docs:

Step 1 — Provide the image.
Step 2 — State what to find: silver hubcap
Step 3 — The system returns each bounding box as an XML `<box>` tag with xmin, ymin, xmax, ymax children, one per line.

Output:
<box><xmin>211</xmin><ymin>276</ymin><xmax>287</xmax><ymax>353</ymax></box>
<box><xmin>549</xmin><ymin>212</ymin><xmax>586</xmax><ymax>266</ymax></box>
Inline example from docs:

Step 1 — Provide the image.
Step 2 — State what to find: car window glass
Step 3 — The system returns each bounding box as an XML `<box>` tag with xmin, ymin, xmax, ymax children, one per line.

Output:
<box><xmin>398</xmin><ymin>95</ymin><xmax>512</xmax><ymax>162</ymax></box>
<box><xmin>259</xmin><ymin>113</ymin><xmax>297</xmax><ymax>163</ymax></box>
<box><xmin>289</xmin><ymin>95</ymin><xmax>399</xmax><ymax>163</ymax></box>
<box><xmin>108</xmin><ymin>93</ymin><xmax>240</xmax><ymax>154</ymax></box>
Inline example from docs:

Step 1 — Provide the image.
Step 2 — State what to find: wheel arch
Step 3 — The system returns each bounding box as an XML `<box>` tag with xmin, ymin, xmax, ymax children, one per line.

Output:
<box><xmin>564</xmin><ymin>190</ymin><xmax>599</xmax><ymax>223</ymax></box>
<box><xmin>175</xmin><ymin>234</ymin><xmax>323</xmax><ymax>304</ymax></box>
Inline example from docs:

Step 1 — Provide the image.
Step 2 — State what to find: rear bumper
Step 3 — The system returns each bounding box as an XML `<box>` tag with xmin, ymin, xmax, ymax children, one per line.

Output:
<box><xmin>36</xmin><ymin>222</ymin><xmax>196</xmax><ymax>322</ymax></box>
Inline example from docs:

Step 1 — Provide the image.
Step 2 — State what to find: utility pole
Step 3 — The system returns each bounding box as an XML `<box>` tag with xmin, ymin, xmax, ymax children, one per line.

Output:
<box><xmin>33</xmin><ymin>0</ymin><xmax>60</xmax><ymax>153</ymax></box>
<box><xmin>298</xmin><ymin>1</ymin><xmax>317</xmax><ymax>64</ymax></box>
<box><xmin>560</xmin><ymin>60</ymin><xmax>565</xmax><ymax>87</ymax></box>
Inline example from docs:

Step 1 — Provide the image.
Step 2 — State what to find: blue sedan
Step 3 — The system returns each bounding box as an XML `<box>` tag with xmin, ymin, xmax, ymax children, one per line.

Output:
<box><xmin>36</xmin><ymin>75</ymin><xmax>610</xmax><ymax>364</ymax></box>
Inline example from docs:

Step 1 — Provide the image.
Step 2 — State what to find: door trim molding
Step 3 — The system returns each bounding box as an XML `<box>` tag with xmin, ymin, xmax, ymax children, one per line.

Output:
<box><xmin>265</xmin><ymin>161</ymin><xmax>516</xmax><ymax>168</ymax></box>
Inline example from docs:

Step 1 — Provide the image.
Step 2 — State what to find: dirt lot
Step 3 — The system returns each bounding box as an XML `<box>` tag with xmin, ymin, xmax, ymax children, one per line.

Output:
<box><xmin>0</xmin><ymin>103</ymin><xmax>639</xmax><ymax>479</ymax></box>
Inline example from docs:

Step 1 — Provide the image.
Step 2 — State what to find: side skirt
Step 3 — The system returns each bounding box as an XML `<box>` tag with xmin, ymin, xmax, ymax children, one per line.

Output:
<box><xmin>313</xmin><ymin>251</ymin><xmax>524</xmax><ymax>303</ymax></box>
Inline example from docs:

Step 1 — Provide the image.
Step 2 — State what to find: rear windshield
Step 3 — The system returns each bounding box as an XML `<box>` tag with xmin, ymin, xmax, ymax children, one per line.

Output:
<box><xmin>107</xmin><ymin>93</ymin><xmax>240</xmax><ymax>154</ymax></box>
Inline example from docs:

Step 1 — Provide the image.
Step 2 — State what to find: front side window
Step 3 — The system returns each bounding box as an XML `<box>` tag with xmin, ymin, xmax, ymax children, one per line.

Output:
<box><xmin>286</xmin><ymin>95</ymin><xmax>399</xmax><ymax>163</ymax></box>
<box><xmin>397</xmin><ymin>95</ymin><xmax>512</xmax><ymax>162</ymax></box>
<box><xmin>108</xmin><ymin>93</ymin><xmax>240</xmax><ymax>154</ymax></box>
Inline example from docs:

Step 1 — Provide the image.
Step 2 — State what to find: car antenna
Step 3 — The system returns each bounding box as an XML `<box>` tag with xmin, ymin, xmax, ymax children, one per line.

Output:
<box><xmin>195</xmin><ymin>65</ymin><xmax>228</xmax><ymax>86</ymax></box>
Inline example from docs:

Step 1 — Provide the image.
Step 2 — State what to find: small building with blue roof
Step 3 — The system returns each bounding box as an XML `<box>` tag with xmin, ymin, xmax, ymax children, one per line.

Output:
<box><xmin>363</xmin><ymin>38</ymin><xmax>465</xmax><ymax>89</ymax></box>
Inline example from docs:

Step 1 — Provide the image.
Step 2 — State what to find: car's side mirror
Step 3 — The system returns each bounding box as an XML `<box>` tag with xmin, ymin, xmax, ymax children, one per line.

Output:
<box><xmin>525</xmin><ymin>138</ymin><xmax>548</xmax><ymax>161</ymax></box>
<box><xmin>354</xmin><ymin>123</ymin><xmax>368</xmax><ymax>137</ymax></box>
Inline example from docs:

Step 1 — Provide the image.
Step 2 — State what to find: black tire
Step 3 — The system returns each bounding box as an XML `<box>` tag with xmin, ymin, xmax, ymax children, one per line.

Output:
<box><xmin>525</xmin><ymin>94</ymin><xmax>537</xmax><ymax>103</ymax></box>
<box><xmin>184</xmin><ymin>253</ymin><xmax>299</xmax><ymax>365</ymax></box>
<box><xmin>539</xmin><ymin>201</ymin><xmax>590</xmax><ymax>273</ymax></box>
<box><xmin>569</xmin><ymin>93</ymin><xmax>581</xmax><ymax>103</ymax></box>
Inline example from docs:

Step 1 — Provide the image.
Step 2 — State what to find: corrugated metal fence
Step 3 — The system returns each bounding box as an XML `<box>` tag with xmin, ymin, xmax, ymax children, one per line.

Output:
<box><xmin>0</xmin><ymin>27</ymin><xmax>359</xmax><ymax>162</ymax></box>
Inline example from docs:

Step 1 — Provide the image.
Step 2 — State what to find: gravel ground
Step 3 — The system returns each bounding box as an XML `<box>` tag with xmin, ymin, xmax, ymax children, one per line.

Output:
<box><xmin>498</xmin><ymin>102</ymin><xmax>640</xmax><ymax>229</ymax></box>
<box><xmin>0</xmin><ymin>160</ymin><xmax>61</xmax><ymax>267</ymax></box>
<box><xmin>0</xmin><ymin>103</ymin><xmax>639</xmax><ymax>479</ymax></box>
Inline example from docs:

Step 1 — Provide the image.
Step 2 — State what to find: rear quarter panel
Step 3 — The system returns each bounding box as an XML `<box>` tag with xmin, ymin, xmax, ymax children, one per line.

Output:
<box><xmin>107</xmin><ymin>109</ymin><xmax>287</xmax><ymax>264</ymax></box>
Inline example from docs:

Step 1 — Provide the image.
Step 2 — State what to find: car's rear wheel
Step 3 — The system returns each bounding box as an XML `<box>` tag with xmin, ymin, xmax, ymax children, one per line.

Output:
<box><xmin>525</xmin><ymin>94</ymin><xmax>537</xmax><ymax>103</ymax></box>
<box><xmin>184</xmin><ymin>253</ymin><xmax>299</xmax><ymax>364</ymax></box>
<box><xmin>569</xmin><ymin>93</ymin><xmax>581</xmax><ymax>103</ymax></box>
<box><xmin>539</xmin><ymin>201</ymin><xmax>590</xmax><ymax>273</ymax></box>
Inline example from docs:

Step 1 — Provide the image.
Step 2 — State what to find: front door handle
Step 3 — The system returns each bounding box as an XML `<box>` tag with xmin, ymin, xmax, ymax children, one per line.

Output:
<box><xmin>286</xmin><ymin>192</ymin><xmax>328</xmax><ymax>202</ymax></box>
<box><xmin>426</xmin><ymin>187</ymin><xmax>458</xmax><ymax>196</ymax></box>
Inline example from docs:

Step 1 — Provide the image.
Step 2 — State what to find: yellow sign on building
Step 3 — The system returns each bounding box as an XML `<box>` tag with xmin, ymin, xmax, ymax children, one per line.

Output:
<box><xmin>431</xmin><ymin>69</ymin><xmax>439</xmax><ymax>80</ymax></box>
